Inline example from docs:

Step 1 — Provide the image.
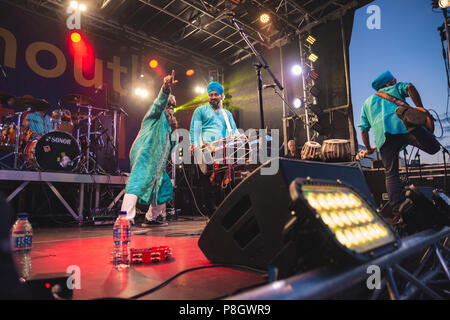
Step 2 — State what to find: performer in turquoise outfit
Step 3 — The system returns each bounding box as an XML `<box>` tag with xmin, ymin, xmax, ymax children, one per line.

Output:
<box><xmin>24</xmin><ymin>111</ymin><xmax>52</xmax><ymax>135</ymax></box>
<box><xmin>121</xmin><ymin>71</ymin><xmax>178</xmax><ymax>226</ymax></box>
<box><xmin>189</xmin><ymin>81</ymin><xmax>239</xmax><ymax>214</ymax></box>
<box><xmin>189</xmin><ymin>81</ymin><xmax>238</xmax><ymax>149</ymax></box>
<box><xmin>359</xmin><ymin>71</ymin><xmax>439</xmax><ymax>222</ymax></box>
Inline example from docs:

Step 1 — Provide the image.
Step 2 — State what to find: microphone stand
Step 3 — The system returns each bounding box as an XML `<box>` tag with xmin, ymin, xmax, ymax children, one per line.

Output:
<box><xmin>267</xmin><ymin>86</ymin><xmax>315</xmax><ymax>131</ymax></box>
<box><xmin>415</xmin><ymin>148</ymin><xmax>423</xmax><ymax>184</ymax></box>
<box><xmin>230</xmin><ymin>16</ymin><xmax>283</xmax><ymax>130</ymax></box>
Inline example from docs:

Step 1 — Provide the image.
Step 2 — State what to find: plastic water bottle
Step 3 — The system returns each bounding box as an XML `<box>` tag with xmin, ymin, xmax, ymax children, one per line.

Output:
<box><xmin>113</xmin><ymin>211</ymin><xmax>130</xmax><ymax>270</ymax></box>
<box><xmin>10</xmin><ymin>213</ymin><xmax>33</xmax><ymax>282</ymax></box>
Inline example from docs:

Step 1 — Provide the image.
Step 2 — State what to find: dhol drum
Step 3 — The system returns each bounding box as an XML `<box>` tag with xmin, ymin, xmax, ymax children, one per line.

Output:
<box><xmin>321</xmin><ymin>139</ymin><xmax>352</xmax><ymax>162</ymax></box>
<box><xmin>51</xmin><ymin>109</ymin><xmax>74</xmax><ymax>133</ymax></box>
<box><xmin>23</xmin><ymin>131</ymin><xmax>81</xmax><ymax>171</ymax></box>
<box><xmin>301</xmin><ymin>141</ymin><xmax>322</xmax><ymax>161</ymax></box>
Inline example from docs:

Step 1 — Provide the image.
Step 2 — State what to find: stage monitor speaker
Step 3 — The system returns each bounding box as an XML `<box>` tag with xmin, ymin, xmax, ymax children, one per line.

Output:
<box><xmin>198</xmin><ymin>157</ymin><xmax>375</xmax><ymax>277</ymax></box>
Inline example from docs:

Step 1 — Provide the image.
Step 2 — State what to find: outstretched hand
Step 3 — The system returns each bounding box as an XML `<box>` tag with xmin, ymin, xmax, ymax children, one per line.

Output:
<box><xmin>163</xmin><ymin>70</ymin><xmax>178</xmax><ymax>92</ymax></box>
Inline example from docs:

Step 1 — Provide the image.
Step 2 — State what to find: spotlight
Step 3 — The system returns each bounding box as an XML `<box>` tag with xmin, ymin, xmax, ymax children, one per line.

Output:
<box><xmin>293</xmin><ymin>98</ymin><xmax>303</xmax><ymax>109</ymax></box>
<box><xmin>260</xmin><ymin>13</ymin><xmax>270</xmax><ymax>24</ymax></box>
<box><xmin>186</xmin><ymin>69</ymin><xmax>195</xmax><ymax>77</ymax></box>
<box><xmin>149</xmin><ymin>59</ymin><xmax>158</xmax><ymax>69</ymax></box>
<box><xmin>306</xmin><ymin>35</ymin><xmax>316</xmax><ymax>45</ymax></box>
<box><xmin>288</xmin><ymin>178</ymin><xmax>400</xmax><ymax>264</ymax></box>
<box><xmin>309</xmin><ymin>85</ymin><xmax>320</xmax><ymax>98</ymax></box>
<box><xmin>308</xmin><ymin>53</ymin><xmax>319</xmax><ymax>63</ymax></box>
<box><xmin>70</xmin><ymin>32</ymin><xmax>81</xmax><ymax>43</ymax></box>
<box><xmin>135</xmin><ymin>88</ymin><xmax>149</xmax><ymax>98</ymax></box>
<box><xmin>79</xmin><ymin>3</ymin><xmax>86</xmax><ymax>11</ymax></box>
<box><xmin>308</xmin><ymin>71</ymin><xmax>320</xmax><ymax>81</ymax></box>
<box><xmin>291</xmin><ymin>65</ymin><xmax>303</xmax><ymax>76</ymax></box>
<box><xmin>195</xmin><ymin>86</ymin><xmax>206</xmax><ymax>94</ymax></box>
<box><xmin>70</xmin><ymin>1</ymin><xmax>78</xmax><ymax>9</ymax></box>
<box><xmin>439</xmin><ymin>0</ymin><xmax>450</xmax><ymax>8</ymax></box>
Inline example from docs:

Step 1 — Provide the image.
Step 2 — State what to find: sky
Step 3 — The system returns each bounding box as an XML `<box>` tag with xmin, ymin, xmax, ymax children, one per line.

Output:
<box><xmin>350</xmin><ymin>0</ymin><xmax>449</xmax><ymax>164</ymax></box>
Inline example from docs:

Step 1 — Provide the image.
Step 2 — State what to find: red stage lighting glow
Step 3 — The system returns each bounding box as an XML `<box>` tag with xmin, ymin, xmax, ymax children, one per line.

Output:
<box><xmin>70</xmin><ymin>32</ymin><xmax>81</xmax><ymax>43</ymax></box>
<box><xmin>45</xmin><ymin>283</ymin><xmax>51</xmax><ymax>289</ymax></box>
<box><xmin>149</xmin><ymin>59</ymin><xmax>158</xmax><ymax>69</ymax></box>
<box><xmin>186</xmin><ymin>69</ymin><xmax>195</xmax><ymax>76</ymax></box>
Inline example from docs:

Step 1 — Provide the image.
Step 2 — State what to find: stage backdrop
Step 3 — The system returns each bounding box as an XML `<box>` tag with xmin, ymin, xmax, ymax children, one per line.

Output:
<box><xmin>0</xmin><ymin>2</ymin><xmax>211</xmax><ymax>172</ymax></box>
<box><xmin>225</xmin><ymin>10</ymin><xmax>359</xmax><ymax>155</ymax></box>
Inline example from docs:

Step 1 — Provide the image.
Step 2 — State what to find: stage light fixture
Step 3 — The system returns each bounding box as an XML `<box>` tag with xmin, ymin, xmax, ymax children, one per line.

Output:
<box><xmin>186</xmin><ymin>69</ymin><xmax>195</xmax><ymax>77</ymax></box>
<box><xmin>291</xmin><ymin>65</ymin><xmax>303</xmax><ymax>76</ymax></box>
<box><xmin>293</xmin><ymin>98</ymin><xmax>303</xmax><ymax>109</ymax></box>
<box><xmin>79</xmin><ymin>3</ymin><xmax>86</xmax><ymax>11</ymax></box>
<box><xmin>308</xmin><ymin>70</ymin><xmax>320</xmax><ymax>81</ymax></box>
<box><xmin>306</xmin><ymin>35</ymin><xmax>316</xmax><ymax>45</ymax></box>
<box><xmin>195</xmin><ymin>86</ymin><xmax>206</xmax><ymax>94</ymax></box>
<box><xmin>308</xmin><ymin>53</ymin><xmax>319</xmax><ymax>63</ymax></box>
<box><xmin>400</xmin><ymin>185</ymin><xmax>450</xmax><ymax>233</ymax></box>
<box><xmin>260</xmin><ymin>13</ymin><xmax>270</xmax><ymax>24</ymax></box>
<box><xmin>439</xmin><ymin>0</ymin><xmax>450</xmax><ymax>8</ymax></box>
<box><xmin>135</xmin><ymin>88</ymin><xmax>149</xmax><ymax>98</ymax></box>
<box><xmin>70</xmin><ymin>1</ymin><xmax>78</xmax><ymax>9</ymax></box>
<box><xmin>288</xmin><ymin>178</ymin><xmax>400</xmax><ymax>263</ymax></box>
<box><xmin>70</xmin><ymin>31</ymin><xmax>81</xmax><ymax>43</ymax></box>
<box><xmin>149</xmin><ymin>59</ymin><xmax>159</xmax><ymax>69</ymax></box>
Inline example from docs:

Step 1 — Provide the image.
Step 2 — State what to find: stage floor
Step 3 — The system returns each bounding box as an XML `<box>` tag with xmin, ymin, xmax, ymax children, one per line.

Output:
<box><xmin>29</xmin><ymin>217</ymin><xmax>266</xmax><ymax>300</ymax></box>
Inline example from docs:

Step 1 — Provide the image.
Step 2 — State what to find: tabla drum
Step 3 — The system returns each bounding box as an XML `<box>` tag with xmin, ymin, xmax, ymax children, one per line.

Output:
<box><xmin>23</xmin><ymin>131</ymin><xmax>81</xmax><ymax>171</ymax></box>
<box><xmin>301</xmin><ymin>141</ymin><xmax>322</xmax><ymax>161</ymax></box>
<box><xmin>321</xmin><ymin>139</ymin><xmax>352</xmax><ymax>162</ymax></box>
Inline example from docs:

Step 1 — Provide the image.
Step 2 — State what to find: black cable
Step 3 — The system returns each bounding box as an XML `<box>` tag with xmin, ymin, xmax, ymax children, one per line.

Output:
<box><xmin>127</xmin><ymin>263</ymin><xmax>267</xmax><ymax>300</ymax></box>
<box><xmin>165</xmin><ymin>232</ymin><xmax>201</xmax><ymax>237</ymax></box>
<box><xmin>428</xmin><ymin>108</ymin><xmax>445</xmax><ymax>139</ymax></box>
<box><xmin>181</xmin><ymin>163</ymin><xmax>209</xmax><ymax>220</ymax></box>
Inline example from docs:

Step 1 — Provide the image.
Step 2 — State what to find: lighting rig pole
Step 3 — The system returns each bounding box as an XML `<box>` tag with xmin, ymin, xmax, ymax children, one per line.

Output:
<box><xmin>298</xmin><ymin>32</ymin><xmax>318</xmax><ymax>142</ymax></box>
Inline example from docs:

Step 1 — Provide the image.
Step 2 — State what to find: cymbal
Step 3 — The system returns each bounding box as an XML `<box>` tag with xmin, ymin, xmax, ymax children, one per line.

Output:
<box><xmin>12</xmin><ymin>98</ymin><xmax>51</xmax><ymax>112</ymax></box>
<box><xmin>0</xmin><ymin>92</ymin><xmax>15</xmax><ymax>105</ymax></box>
<box><xmin>72</xmin><ymin>112</ymin><xmax>88</xmax><ymax>118</ymax></box>
<box><xmin>63</xmin><ymin>94</ymin><xmax>92</xmax><ymax>105</ymax></box>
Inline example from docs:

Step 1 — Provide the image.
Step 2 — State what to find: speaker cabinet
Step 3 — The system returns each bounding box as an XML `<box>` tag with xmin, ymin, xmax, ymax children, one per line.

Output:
<box><xmin>198</xmin><ymin>158</ymin><xmax>375</xmax><ymax>275</ymax></box>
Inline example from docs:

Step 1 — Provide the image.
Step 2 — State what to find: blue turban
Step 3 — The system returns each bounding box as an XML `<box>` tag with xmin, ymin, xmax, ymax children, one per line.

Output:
<box><xmin>372</xmin><ymin>71</ymin><xmax>394</xmax><ymax>91</ymax></box>
<box><xmin>206</xmin><ymin>82</ymin><xmax>224</xmax><ymax>96</ymax></box>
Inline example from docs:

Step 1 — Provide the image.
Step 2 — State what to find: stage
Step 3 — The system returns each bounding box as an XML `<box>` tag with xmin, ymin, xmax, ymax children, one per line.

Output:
<box><xmin>28</xmin><ymin>218</ymin><xmax>266</xmax><ymax>300</ymax></box>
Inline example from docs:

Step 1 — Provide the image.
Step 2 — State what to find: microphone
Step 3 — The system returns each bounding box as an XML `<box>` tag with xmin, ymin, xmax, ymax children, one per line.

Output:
<box><xmin>0</xmin><ymin>64</ymin><xmax>6</xmax><ymax>78</ymax></box>
<box><xmin>262</xmin><ymin>83</ymin><xmax>276</xmax><ymax>89</ymax></box>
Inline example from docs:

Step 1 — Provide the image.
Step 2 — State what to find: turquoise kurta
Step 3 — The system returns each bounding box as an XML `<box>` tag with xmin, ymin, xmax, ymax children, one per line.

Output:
<box><xmin>359</xmin><ymin>82</ymin><xmax>411</xmax><ymax>150</ymax></box>
<box><xmin>189</xmin><ymin>103</ymin><xmax>238</xmax><ymax>146</ymax></box>
<box><xmin>125</xmin><ymin>89</ymin><xmax>174</xmax><ymax>206</ymax></box>
<box><xmin>27</xmin><ymin>112</ymin><xmax>52</xmax><ymax>134</ymax></box>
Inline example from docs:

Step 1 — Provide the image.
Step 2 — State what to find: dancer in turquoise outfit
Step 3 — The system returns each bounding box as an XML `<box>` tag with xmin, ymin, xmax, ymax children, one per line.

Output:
<box><xmin>121</xmin><ymin>71</ymin><xmax>178</xmax><ymax>226</ymax></box>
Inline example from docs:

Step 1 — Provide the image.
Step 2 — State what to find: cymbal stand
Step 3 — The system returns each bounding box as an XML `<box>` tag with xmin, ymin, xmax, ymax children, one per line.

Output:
<box><xmin>0</xmin><ymin>110</ymin><xmax>24</xmax><ymax>169</ymax></box>
<box><xmin>13</xmin><ymin>111</ymin><xmax>23</xmax><ymax>169</ymax></box>
<box><xmin>112</xmin><ymin>106</ymin><xmax>128</xmax><ymax>174</ymax></box>
<box><xmin>83</xmin><ymin>105</ymin><xmax>93</xmax><ymax>173</ymax></box>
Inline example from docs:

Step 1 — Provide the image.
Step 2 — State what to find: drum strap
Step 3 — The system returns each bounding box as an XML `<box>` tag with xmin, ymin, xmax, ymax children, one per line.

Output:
<box><xmin>220</xmin><ymin>108</ymin><xmax>232</xmax><ymax>136</ymax></box>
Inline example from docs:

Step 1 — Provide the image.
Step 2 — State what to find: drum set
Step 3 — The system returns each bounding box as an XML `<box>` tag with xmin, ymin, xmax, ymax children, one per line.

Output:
<box><xmin>0</xmin><ymin>92</ymin><xmax>120</xmax><ymax>173</ymax></box>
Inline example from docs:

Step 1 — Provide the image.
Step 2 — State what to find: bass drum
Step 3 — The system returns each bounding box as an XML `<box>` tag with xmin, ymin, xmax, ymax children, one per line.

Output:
<box><xmin>23</xmin><ymin>131</ymin><xmax>81</xmax><ymax>172</ymax></box>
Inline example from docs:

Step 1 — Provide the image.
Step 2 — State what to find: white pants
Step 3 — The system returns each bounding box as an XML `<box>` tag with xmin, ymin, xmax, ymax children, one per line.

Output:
<box><xmin>120</xmin><ymin>193</ymin><xmax>166</xmax><ymax>221</ymax></box>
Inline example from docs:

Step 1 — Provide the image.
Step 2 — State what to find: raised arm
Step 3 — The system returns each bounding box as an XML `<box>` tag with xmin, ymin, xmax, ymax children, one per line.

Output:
<box><xmin>148</xmin><ymin>70</ymin><xmax>178</xmax><ymax>119</ymax></box>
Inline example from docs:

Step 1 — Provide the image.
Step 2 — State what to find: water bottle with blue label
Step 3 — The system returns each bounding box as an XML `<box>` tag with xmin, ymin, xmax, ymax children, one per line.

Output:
<box><xmin>10</xmin><ymin>213</ymin><xmax>33</xmax><ymax>281</ymax></box>
<box><xmin>113</xmin><ymin>211</ymin><xmax>130</xmax><ymax>270</ymax></box>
